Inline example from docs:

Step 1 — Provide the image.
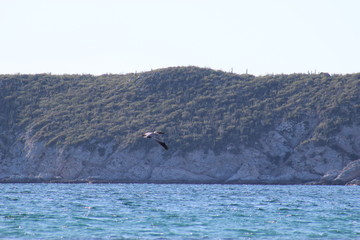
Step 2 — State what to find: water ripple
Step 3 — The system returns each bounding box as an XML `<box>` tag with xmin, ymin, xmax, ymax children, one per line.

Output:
<box><xmin>0</xmin><ymin>184</ymin><xmax>360</xmax><ymax>239</ymax></box>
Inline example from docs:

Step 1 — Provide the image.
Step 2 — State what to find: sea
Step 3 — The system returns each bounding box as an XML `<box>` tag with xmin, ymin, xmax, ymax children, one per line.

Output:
<box><xmin>0</xmin><ymin>184</ymin><xmax>359</xmax><ymax>240</ymax></box>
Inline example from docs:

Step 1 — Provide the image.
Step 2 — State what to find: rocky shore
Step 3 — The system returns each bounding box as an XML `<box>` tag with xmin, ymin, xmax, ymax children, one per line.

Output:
<box><xmin>313</xmin><ymin>159</ymin><xmax>360</xmax><ymax>185</ymax></box>
<box><xmin>1</xmin><ymin>121</ymin><xmax>360</xmax><ymax>185</ymax></box>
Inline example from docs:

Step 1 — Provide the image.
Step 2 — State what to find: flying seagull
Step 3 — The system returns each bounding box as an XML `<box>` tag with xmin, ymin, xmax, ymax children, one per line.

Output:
<box><xmin>143</xmin><ymin>131</ymin><xmax>168</xmax><ymax>150</ymax></box>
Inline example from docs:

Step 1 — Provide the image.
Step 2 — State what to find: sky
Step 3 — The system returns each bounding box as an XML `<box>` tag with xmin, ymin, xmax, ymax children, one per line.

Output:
<box><xmin>1</xmin><ymin>0</ymin><xmax>359</xmax><ymax>76</ymax></box>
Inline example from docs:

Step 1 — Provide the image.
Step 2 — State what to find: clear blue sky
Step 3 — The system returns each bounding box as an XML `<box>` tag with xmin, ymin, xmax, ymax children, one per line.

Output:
<box><xmin>1</xmin><ymin>0</ymin><xmax>359</xmax><ymax>75</ymax></box>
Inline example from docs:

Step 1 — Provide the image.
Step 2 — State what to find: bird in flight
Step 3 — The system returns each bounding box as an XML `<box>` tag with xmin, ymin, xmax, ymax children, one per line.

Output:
<box><xmin>143</xmin><ymin>131</ymin><xmax>168</xmax><ymax>150</ymax></box>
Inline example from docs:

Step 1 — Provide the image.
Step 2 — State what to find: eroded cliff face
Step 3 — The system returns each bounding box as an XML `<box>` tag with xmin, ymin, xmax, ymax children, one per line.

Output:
<box><xmin>1</xmin><ymin>121</ymin><xmax>360</xmax><ymax>184</ymax></box>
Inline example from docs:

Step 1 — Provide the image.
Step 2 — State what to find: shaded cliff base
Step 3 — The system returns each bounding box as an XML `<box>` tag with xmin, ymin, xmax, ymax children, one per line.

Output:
<box><xmin>2</xmin><ymin>159</ymin><xmax>360</xmax><ymax>185</ymax></box>
<box><xmin>0</xmin><ymin>177</ymin><xmax>307</xmax><ymax>185</ymax></box>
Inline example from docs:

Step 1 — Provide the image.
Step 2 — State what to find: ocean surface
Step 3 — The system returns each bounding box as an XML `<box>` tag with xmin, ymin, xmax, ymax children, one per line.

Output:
<box><xmin>0</xmin><ymin>184</ymin><xmax>359</xmax><ymax>240</ymax></box>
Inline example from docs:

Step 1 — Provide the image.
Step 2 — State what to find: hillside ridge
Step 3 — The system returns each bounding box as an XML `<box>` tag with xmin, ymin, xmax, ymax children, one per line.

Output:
<box><xmin>2</xmin><ymin>66</ymin><xmax>359</xmax><ymax>150</ymax></box>
<box><xmin>1</xmin><ymin>67</ymin><xmax>360</xmax><ymax>184</ymax></box>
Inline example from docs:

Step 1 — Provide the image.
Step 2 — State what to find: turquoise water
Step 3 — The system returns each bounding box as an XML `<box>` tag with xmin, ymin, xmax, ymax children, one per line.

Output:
<box><xmin>0</xmin><ymin>184</ymin><xmax>359</xmax><ymax>239</ymax></box>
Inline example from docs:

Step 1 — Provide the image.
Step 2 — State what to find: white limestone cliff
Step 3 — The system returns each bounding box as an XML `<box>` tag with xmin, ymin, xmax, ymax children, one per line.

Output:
<box><xmin>1</xmin><ymin>121</ymin><xmax>360</xmax><ymax>184</ymax></box>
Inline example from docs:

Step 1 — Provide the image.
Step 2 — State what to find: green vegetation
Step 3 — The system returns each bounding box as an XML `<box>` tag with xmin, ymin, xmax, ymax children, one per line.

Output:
<box><xmin>1</xmin><ymin>67</ymin><xmax>359</xmax><ymax>152</ymax></box>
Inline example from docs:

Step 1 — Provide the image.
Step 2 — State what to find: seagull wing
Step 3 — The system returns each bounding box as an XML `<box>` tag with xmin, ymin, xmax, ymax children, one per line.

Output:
<box><xmin>154</xmin><ymin>131</ymin><xmax>165</xmax><ymax>134</ymax></box>
<box><xmin>156</xmin><ymin>140</ymin><xmax>168</xmax><ymax>150</ymax></box>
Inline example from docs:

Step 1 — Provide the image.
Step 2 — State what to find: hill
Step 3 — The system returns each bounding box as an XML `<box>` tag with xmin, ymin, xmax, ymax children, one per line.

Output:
<box><xmin>1</xmin><ymin>67</ymin><xmax>360</xmax><ymax>150</ymax></box>
<box><xmin>1</xmin><ymin>67</ymin><xmax>360</xmax><ymax>184</ymax></box>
